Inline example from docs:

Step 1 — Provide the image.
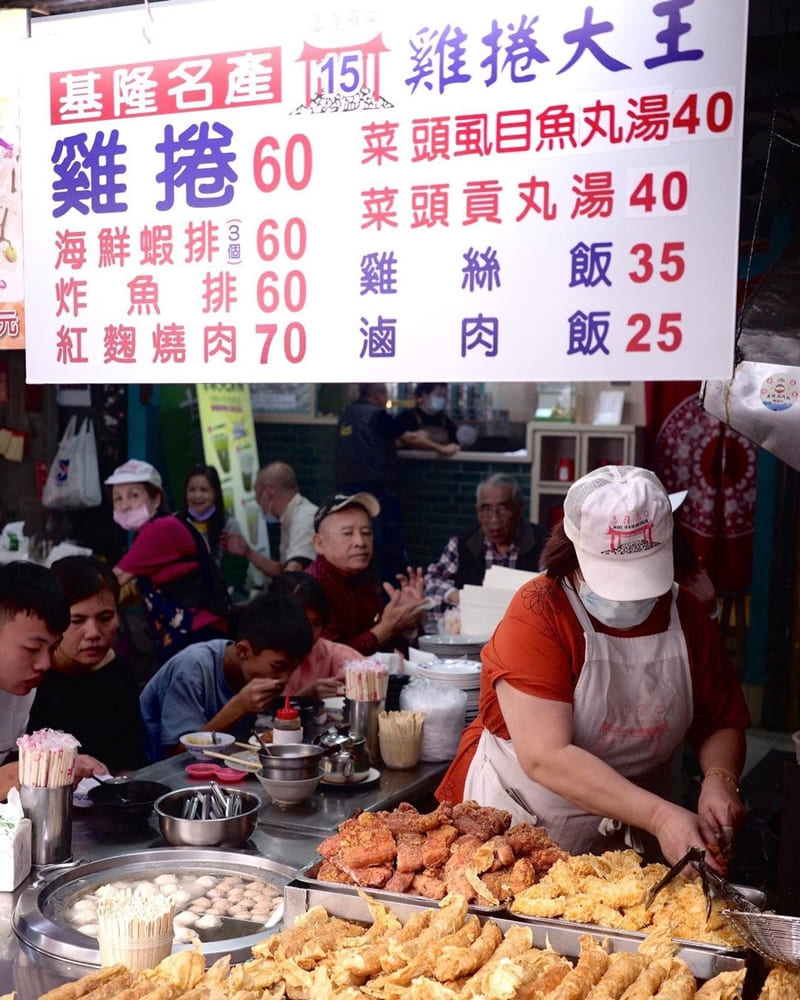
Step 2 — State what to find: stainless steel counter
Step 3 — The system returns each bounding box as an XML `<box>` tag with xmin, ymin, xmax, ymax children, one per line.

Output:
<box><xmin>2</xmin><ymin>753</ymin><xmax>448</xmax><ymax>1000</ymax></box>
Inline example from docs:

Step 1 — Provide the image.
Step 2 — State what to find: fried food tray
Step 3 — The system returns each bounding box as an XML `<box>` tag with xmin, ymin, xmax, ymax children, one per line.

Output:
<box><xmin>285</xmin><ymin>869</ymin><xmax>751</xmax><ymax>980</ymax></box>
<box><xmin>293</xmin><ymin>859</ymin><xmax>507</xmax><ymax>916</ymax></box>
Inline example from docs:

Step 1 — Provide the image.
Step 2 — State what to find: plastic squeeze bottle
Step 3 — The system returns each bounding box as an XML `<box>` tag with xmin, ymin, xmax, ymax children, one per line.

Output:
<box><xmin>272</xmin><ymin>695</ymin><xmax>302</xmax><ymax>745</ymax></box>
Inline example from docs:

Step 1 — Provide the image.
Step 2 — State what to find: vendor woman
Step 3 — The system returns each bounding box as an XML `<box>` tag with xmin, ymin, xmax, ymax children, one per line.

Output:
<box><xmin>437</xmin><ymin>465</ymin><xmax>750</xmax><ymax>869</ymax></box>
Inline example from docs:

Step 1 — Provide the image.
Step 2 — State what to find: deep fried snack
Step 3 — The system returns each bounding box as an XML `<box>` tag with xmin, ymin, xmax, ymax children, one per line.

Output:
<box><xmin>395</xmin><ymin>831</ymin><xmax>426</xmax><ymax>873</ymax></box>
<box><xmin>316</xmin><ymin>832</ymin><xmax>341</xmax><ymax>859</ymax></box>
<box><xmin>338</xmin><ymin>813</ymin><xmax>397</xmax><ymax>869</ymax></box>
<box><xmin>481</xmin><ymin>857</ymin><xmax>538</xmax><ymax>902</ymax></box>
<box><xmin>619</xmin><ymin>958</ymin><xmax>673</xmax><ymax>1000</ymax></box>
<box><xmin>380</xmin><ymin>801</ymin><xmax>454</xmax><ymax>834</ymax></box>
<box><xmin>316</xmin><ymin>859</ymin><xmax>353</xmax><ymax>884</ymax></box>
<box><xmin>411</xmin><ymin>871</ymin><xmax>448</xmax><ymax>900</ymax></box>
<box><xmin>384</xmin><ymin>871</ymin><xmax>416</xmax><ymax>893</ymax></box>
<box><xmin>422</xmin><ymin>825</ymin><xmax>460</xmax><ymax>869</ymax></box>
<box><xmin>758</xmin><ymin>964</ymin><xmax>800</xmax><ymax>999</ymax></box>
<box><xmin>380</xmin><ymin>909</ymin><xmax>435</xmax><ymax>973</ymax></box>
<box><xmin>38</xmin><ymin>967</ymin><xmax>132</xmax><ymax>1000</ymax></box>
<box><xmin>547</xmin><ymin>935</ymin><xmax>610</xmax><ymax>1000</ymax></box>
<box><xmin>451</xmin><ymin>801</ymin><xmax>512</xmax><ymax>839</ymax></box>
<box><xmin>654</xmin><ymin>959</ymin><xmax>697</xmax><ymax>1000</ymax></box>
<box><xmin>433</xmin><ymin>918</ymin><xmax>504</xmax><ymax>982</ymax></box>
<box><xmin>517</xmin><ymin>955</ymin><xmax>574</xmax><ymax>1000</ymax></box>
<box><xmin>585</xmin><ymin>953</ymin><xmax>647</xmax><ymax>1000</ymax></box>
<box><xmin>459</xmin><ymin>924</ymin><xmax>535</xmax><ymax>998</ymax></box>
<box><xmin>480</xmin><ymin>947</ymin><xmax>566</xmax><ymax>999</ymax></box>
<box><xmin>695</xmin><ymin>968</ymin><xmax>746</xmax><ymax>1000</ymax></box>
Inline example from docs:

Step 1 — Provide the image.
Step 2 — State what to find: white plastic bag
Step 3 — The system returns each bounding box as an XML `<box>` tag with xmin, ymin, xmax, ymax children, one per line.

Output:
<box><xmin>399</xmin><ymin>678</ymin><xmax>467</xmax><ymax>762</ymax></box>
<box><xmin>42</xmin><ymin>416</ymin><xmax>102</xmax><ymax>510</ymax></box>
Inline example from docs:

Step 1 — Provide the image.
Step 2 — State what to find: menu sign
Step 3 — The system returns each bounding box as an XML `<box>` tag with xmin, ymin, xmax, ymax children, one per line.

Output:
<box><xmin>20</xmin><ymin>0</ymin><xmax>748</xmax><ymax>383</ymax></box>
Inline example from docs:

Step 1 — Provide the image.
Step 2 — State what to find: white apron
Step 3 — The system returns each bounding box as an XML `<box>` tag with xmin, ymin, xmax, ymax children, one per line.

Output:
<box><xmin>463</xmin><ymin>583</ymin><xmax>693</xmax><ymax>854</ymax></box>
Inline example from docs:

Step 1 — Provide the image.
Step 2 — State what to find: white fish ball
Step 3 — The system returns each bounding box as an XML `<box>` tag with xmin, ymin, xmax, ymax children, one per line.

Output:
<box><xmin>154</xmin><ymin>873</ymin><xmax>179</xmax><ymax>885</ymax></box>
<box><xmin>78</xmin><ymin>923</ymin><xmax>99</xmax><ymax>938</ymax></box>
<box><xmin>173</xmin><ymin>911</ymin><xmax>198</xmax><ymax>927</ymax></box>
<box><xmin>194</xmin><ymin>914</ymin><xmax>222</xmax><ymax>930</ymax></box>
<box><xmin>196</xmin><ymin>875</ymin><xmax>217</xmax><ymax>888</ymax></box>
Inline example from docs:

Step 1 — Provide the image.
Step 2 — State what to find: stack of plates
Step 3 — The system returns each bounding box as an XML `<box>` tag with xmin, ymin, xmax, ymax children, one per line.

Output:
<box><xmin>410</xmin><ymin>657</ymin><xmax>482</xmax><ymax>723</ymax></box>
<box><xmin>417</xmin><ymin>633</ymin><xmax>488</xmax><ymax>662</ymax></box>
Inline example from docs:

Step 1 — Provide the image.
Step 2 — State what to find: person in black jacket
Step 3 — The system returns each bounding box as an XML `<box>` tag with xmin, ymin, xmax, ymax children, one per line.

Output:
<box><xmin>424</xmin><ymin>473</ymin><xmax>547</xmax><ymax>615</ymax></box>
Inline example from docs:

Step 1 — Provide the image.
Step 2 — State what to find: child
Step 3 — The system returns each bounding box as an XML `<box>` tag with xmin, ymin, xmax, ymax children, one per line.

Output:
<box><xmin>139</xmin><ymin>592</ymin><xmax>312</xmax><ymax>761</ymax></box>
<box><xmin>270</xmin><ymin>572</ymin><xmax>357</xmax><ymax>700</ymax></box>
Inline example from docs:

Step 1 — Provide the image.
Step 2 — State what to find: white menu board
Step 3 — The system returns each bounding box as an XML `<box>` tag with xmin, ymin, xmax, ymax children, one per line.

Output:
<box><xmin>20</xmin><ymin>0</ymin><xmax>749</xmax><ymax>384</ymax></box>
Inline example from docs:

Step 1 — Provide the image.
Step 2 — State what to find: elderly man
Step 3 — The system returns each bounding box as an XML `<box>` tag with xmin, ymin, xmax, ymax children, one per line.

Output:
<box><xmin>0</xmin><ymin>562</ymin><xmax>107</xmax><ymax>800</ymax></box>
<box><xmin>424</xmin><ymin>473</ymin><xmax>547</xmax><ymax>614</ymax></box>
<box><xmin>224</xmin><ymin>461</ymin><xmax>318</xmax><ymax>580</ymax></box>
<box><xmin>305</xmin><ymin>492</ymin><xmax>428</xmax><ymax>655</ymax></box>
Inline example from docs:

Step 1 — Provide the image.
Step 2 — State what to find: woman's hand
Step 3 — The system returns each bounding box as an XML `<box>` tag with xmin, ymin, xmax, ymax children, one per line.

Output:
<box><xmin>0</xmin><ymin>761</ymin><xmax>19</xmax><ymax>802</ymax></box>
<box><xmin>697</xmin><ymin>772</ymin><xmax>747</xmax><ymax>850</ymax></box>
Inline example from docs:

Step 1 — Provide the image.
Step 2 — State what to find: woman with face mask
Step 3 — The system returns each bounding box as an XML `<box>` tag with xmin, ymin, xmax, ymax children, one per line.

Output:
<box><xmin>437</xmin><ymin>466</ymin><xmax>750</xmax><ymax>872</ymax></box>
<box><xmin>108</xmin><ymin>459</ymin><xmax>231</xmax><ymax>667</ymax></box>
<box><xmin>394</xmin><ymin>382</ymin><xmax>460</xmax><ymax>457</ymax></box>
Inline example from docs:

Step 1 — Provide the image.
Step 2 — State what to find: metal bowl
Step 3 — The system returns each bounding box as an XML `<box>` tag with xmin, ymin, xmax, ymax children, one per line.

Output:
<box><xmin>257</xmin><ymin>743</ymin><xmax>323</xmax><ymax>781</ymax></box>
<box><xmin>154</xmin><ymin>786</ymin><xmax>261</xmax><ymax>847</ymax></box>
<box><xmin>87</xmin><ymin>779</ymin><xmax>170</xmax><ymax>824</ymax></box>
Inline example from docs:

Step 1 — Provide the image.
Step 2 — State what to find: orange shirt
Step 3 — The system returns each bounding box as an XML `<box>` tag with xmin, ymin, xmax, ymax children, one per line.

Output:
<box><xmin>436</xmin><ymin>574</ymin><xmax>750</xmax><ymax>804</ymax></box>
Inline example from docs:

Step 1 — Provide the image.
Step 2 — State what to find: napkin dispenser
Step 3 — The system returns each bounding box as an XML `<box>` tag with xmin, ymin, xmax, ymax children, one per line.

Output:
<box><xmin>0</xmin><ymin>788</ymin><xmax>32</xmax><ymax>891</ymax></box>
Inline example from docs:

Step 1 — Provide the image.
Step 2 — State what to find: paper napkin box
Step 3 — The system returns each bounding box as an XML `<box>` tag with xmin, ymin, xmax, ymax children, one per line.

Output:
<box><xmin>0</xmin><ymin>789</ymin><xmax>32</xmax><ymax>891</ymax></box>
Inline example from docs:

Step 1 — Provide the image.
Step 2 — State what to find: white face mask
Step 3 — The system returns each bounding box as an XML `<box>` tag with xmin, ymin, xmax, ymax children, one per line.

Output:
<box><xmin>578</xmin><ymin>581</ymin><xmax>657</xmax><ymax>630</ymax></box>
<box><xmin>428</xmin><ymin>395</ymin><xmax>446</xmax><ymax>413</ymax></box>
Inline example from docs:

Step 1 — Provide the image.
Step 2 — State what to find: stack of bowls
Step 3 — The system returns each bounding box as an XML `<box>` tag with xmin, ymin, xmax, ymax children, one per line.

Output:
<box><xmin>256</xmin><ymin>744</ymin><xmax>323</xmax><ymax>806</ymax></box>
<box><xmin>417</xmin><ymin>634</ymin><xmax>488</xmax><ymax>662</ymax></box>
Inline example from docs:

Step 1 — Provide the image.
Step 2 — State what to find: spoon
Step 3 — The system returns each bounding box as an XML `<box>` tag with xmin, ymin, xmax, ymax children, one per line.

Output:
<box><xmin>251</xmin><ymin>728</ymin><xmax>277</xmax><ymax>754</ymax></box>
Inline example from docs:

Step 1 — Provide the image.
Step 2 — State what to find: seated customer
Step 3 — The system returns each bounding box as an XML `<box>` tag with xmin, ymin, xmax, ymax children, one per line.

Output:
<box><xmin>270</xmin><ymin>572</ymin><xmax>358</xmax><ymax>700</ymax></box>
<box><xmin>28</xmin><ymin>556</ymin><xmax>146</xmax><ymax>774</ymax></box>
<box><xmin>139</xmin><ymin>593</ymin><xmax>312</xmax><ymax>761</ymax></box>
<box><xmin>0</xmin><ymin>561</ymin><xmax>108</xmax><ymax>800</ymax></box>
<box><xmin>424</xmin><ymin>473</ymin><xmax>547</xmax><ymax>615</ymax></box>
<box><xmin>305</xmin><ymin>492</ymin><xmax>428</xmax><ymax>656</ymax></box>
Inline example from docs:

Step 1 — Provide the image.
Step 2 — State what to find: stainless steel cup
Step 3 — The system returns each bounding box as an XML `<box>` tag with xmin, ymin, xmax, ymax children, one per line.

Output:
<box><xmin>19</xmin><ymin>784</ymin><xmax>73</xmax><ymax>866</ymax></box>
<box><xmin>348</xmin><ymin>699</ymin><xmax>384</xmax><ymax>766</ymax></box>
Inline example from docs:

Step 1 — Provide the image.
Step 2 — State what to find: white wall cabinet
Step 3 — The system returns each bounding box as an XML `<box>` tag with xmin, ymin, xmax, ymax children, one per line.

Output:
<box><xmin>529</xmin><ymin>423</ymin><xmax>641</xmax><ymax>528</ymax></box>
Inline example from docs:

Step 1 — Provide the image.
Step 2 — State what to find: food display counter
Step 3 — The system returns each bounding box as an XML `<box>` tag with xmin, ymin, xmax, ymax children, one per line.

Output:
<box><xmin>1</xmin><ymin>753</ymin><xmax>449</xmax><ymax>999</ymax></box>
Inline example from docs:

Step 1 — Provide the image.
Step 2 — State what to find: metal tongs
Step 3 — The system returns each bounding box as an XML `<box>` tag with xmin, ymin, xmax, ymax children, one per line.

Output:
<box><xmin>645</xmin><ymin>846</ymin><xmax>762</xmax><ymax>920</ymax></box>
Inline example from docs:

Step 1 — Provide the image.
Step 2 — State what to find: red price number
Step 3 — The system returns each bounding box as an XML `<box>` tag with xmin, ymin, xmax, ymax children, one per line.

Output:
<box><xmin>626</xmin><ymin>313</ymin><xmax>682</xmax><ymax>353</ymax></box>
<box><xmin>629</xmin><ymin>242</ymin><xmax>685</xmax><ymax>283</ymax></box>
<box><xmin>629</xmin><ymin>170</ymin><xmax>688</xmax><ymax>215</ymax></box>
<box><xmin>253</xmin><ymin>135</ymin><xmax>312</xmax><ymax>193</ymax></box>
<box><xmin>673</xmin><ymin>91</ymin><xmax>734</xmax><ymax>136</ymax></box>
<box><xmin>256</xmin><ymin>323</ymin><xmax>306</xmax><ymax>365</ymax></box>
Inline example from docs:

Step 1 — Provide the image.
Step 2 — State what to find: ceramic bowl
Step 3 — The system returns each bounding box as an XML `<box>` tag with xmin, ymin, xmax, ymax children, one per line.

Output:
<box><xmin>179</xmin><ymin>731</ymin><xmax>235</xmax><ymax>758</ymax></box>
<box><xmin>255</xmin><ymin>771</ymin><xmax>321</xmax><ymax>806</ymax></box>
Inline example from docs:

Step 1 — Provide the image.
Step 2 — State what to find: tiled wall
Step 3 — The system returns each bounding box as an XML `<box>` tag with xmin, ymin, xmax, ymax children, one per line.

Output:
<box><xmin>254</xmin><ymin>421</ymin><xmax>531</xmax><ymax>567</ymax></box>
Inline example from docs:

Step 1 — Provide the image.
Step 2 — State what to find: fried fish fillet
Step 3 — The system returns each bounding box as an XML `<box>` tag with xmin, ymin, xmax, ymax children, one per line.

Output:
<box><xmin>584</xmin><ymin>953</ymin><xmax>648</xmax><ymax>1000</ymax></box>
<box><xmin>338</xmin><ymin>813</ymin><xmax>397</xmax><ymax>869</ymax></box>
<box><xmin>451</xmin><ymin>801</ymin><xmax>512</xmax><ymax>839</ymax></box>
<box><xmin>433</xmin><ymin>918</ymin><xmax>504</xmax><ymax>982</ymax></box>
<box><xmin>38</xmin><ymin>967</ymin><xmax>132</xmax><ymax>1000</ymax></box>
<box><xmin>653</xmin><ymin>959</ymin><xmax>697</xmax><ymax>1000</ymax></box>
<box><xmin>547</xmin><ymin>935</ymin><xmax>610</xmax><ymax>1000</ymax></box>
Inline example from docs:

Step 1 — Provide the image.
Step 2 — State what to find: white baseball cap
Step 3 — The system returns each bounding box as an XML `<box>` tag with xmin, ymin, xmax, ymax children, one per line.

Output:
<box><xmin>563</xmin><ymin>465</ymin><xmax>674</xmax><ymax>601</ymax></box>
<box><xmin>104</xmin><ymin>459</ymin><xmax>163</xmax><ymax>490</ymax></box>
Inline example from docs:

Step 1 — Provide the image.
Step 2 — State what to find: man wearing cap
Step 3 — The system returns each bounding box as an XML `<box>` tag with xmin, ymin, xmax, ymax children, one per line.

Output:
<box><xmin>437</xmin><ymin>465</ymin><xmax>750</xmax><ymax>871</ymax></box>
<box><xmin>222</xmin><ymin>462</ymin><xmax>318</xmax><ymax>580</ymax></box>
<box><xmin>305</xmin><ymin>492</ymin><xmax>428</xmax><ymax>656</ymax></box>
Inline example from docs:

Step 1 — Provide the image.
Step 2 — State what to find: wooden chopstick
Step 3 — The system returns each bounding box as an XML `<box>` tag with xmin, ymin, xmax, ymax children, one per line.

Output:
<box><xmin>234</xmin><ymin>741</ymin><xmax>258</xmax><ymax>751</ymax></box>
<box><xmin>202</xmin><ymin>749</ymin><xmax>260</xmax><ymax>770</ymax></box>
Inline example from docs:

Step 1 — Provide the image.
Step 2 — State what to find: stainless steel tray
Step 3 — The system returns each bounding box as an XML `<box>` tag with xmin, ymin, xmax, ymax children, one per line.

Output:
<box><xmin>284</xmin><ymin>878</ymin><xmax>749</xmax><ymax>980</ymax></box>
<box><xmin>14</xmin><ymin>848</ymin><xmax>295</xmax><ymax>968</ymax></box>
<box><xmin>294</xmin><ymin>858</ymin><xmax>506</xmax><ymax>916</ymax></box>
